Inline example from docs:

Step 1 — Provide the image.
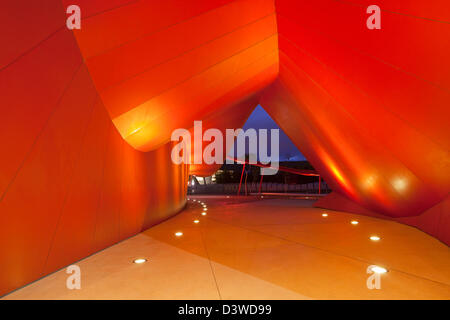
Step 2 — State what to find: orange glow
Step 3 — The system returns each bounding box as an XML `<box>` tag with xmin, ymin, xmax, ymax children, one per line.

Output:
<box><xmin>363</xmin><ymin>175</ymin><xmax>377</xmax><ymax>189</ymax></box>
<box><xmin>128</xmin><ymin>127</ymin><xmax>142</xmax><ymax>136</ymax></box>
<box><xmin>331</xmin><ymin>165</ymin><xmax>344</xmax><ymax>185</ymax></box>
<box><xmin>392</xmin><ymin>178</ymin><xmax>408</xmax><ymax>193</ymax></box>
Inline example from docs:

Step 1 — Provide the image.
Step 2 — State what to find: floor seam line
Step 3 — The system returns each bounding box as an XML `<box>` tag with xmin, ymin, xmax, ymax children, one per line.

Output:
<box><xmin>199</xmin><ymin>222</ymin><xmax>223</xmax><ymax>300</ymax></box>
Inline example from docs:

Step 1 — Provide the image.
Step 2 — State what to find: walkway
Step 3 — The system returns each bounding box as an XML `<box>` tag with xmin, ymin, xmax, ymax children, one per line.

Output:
<box><xmin>3</xmin><ymin>196</ymin><xmax>450</xmax><ymax>299</ymax></box>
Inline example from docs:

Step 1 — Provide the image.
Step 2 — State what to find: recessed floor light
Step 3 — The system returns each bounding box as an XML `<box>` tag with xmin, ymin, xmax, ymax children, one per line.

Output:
<box><xmin>203</xmin><ymin>208</ymin><xmax>208</xmax><ymax>211</ymax></box>
<box><xmin>175</xmin><ymin>232</ymin><xmax>183</xmax><ymax>237</ymax></box>
<box><xmin>370</xmin><ymin>235</ymin><xmax>381</xmax><ymax>241</ymax></box>
<box><xmin>193</xmin><ymin>220</ymin><xmax>199</xmax><ymax>224</ymax></box>
<box><xmin>133</xmin><ymin>258</ymin><xmax>147</xmax><ymax>264</ymax></box>
<box><xmin>369</xmin><ymin>265</ymin><xmax>388</xmax><ymax>274</ymax></box>
<box><xmin>322</xmin><ymin>213</ymin><xmax>328</xmax><ymax>217</ymax></box>
<box><xmin>351</xmin><ymin>220</ymin><xmax>359</xmax><ymax>225</ymax></box>
<box><xmin>201</xmin><ymin>212</ymin><xmax>207</xmax><ymax>216</ymax></box>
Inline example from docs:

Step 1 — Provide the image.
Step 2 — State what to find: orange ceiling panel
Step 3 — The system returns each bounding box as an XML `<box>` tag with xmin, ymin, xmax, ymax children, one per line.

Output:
<box><xmin>85</xmin><ymin>0</ymin><xmax>276</xmax><ymax>91</ymax></box>
<box><xmin>99</xmin><ymin>16</ymin><xmax>277</xmax><ymax>119</ymax></box>
<box><xmin>113</xmin><ymin>39</ymin><xmax>279</xmax><ymax>150</ymax></box>
<box><xmin>68</xmin><ymin>0</ymin><xmax>236</xmax><ymax>58</ymax></box>
<box><xmin>68</xmin><ymin>0</ymin><xmax>279</xmax><ymax>152</ymax></box>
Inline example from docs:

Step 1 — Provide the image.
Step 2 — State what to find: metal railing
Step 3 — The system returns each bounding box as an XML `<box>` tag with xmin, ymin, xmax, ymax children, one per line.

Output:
<box><xmin>188</xmin><ymin>181</ymin><xmax>330</xmax><ymax>195</ymax></box>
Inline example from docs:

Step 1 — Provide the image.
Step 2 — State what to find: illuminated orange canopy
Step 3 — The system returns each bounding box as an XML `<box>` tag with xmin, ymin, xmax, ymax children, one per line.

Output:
<box><xmin>0</xmin><ymin>0</ymin><xmax>448</xmax><ymax>295</ymax></box>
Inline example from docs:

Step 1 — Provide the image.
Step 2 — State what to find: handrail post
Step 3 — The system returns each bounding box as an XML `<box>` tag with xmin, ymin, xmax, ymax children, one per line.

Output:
<box><xmin>259</xmin><ymin>174</ymin><xmax>264</xmax><ymax>194</ymax></box>
<box><xmin>319</xmin><ymin>176</ymin><xmax>321</xmax><ymax>194</ymax></box>
<box><xmin>237</xmin><ymin>163</ymin><xmax>245</xmax><ymax>196</ymax></box>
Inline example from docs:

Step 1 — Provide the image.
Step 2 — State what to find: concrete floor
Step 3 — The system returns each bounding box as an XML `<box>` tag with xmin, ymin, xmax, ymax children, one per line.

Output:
<box><xmin>3</xmin><ymin>196</ymin><xmax>450</xmax><ymax>300</ymax></box>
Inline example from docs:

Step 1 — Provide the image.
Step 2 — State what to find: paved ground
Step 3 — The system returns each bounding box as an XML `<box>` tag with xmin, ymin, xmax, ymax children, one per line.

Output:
<box><xmin>3</xmin><ymin>196</ymin><xmax>450</xmax><ymax>299</ymax></box>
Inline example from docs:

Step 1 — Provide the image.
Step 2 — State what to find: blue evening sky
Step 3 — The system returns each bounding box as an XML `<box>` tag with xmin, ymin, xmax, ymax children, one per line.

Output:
<box><xmin>228</xmin><ymin>105</ymin><xmax>306</xmax><ymax>161</ymax></box>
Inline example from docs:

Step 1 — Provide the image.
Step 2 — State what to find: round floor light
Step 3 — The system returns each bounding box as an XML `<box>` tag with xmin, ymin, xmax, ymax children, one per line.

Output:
<box><xmin>370</xmin><ymin>235</ymin><xmax>381</xmax><ymax>241</ymax></box>
<box><xmin>369</xmin><ymin>265</ymin><xmax>388</xmax><ymax>274</ymax></box>
<box><xmin>351</xmin><ymin>220</ymin><xmax>359</xmax><ymax>225</ymax></box>
<box><xmin>175</xmin><ymin>232</ymin><xmax>183</xmax><ymax>237</ymax></box>
<box><xmin>133</xmin><ymin>258</ymin><xmax>147</xmax><ymax>264</ymax></box>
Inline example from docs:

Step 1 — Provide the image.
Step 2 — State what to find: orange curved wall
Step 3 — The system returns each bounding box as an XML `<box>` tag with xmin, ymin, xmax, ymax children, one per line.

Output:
<box><xmin>260</xmin><ymin>0</ymin><xmax>449</xmax><ymax>221</ymax></box>
<box><xmin>0</xmin><ymin>0</ymin><xmax>449</xmax><ymax>296</ymax></box>
<box><xmin>0</xmin><ymin>1</ymin><xmax>189</xmax><ymax>296</ymax></box>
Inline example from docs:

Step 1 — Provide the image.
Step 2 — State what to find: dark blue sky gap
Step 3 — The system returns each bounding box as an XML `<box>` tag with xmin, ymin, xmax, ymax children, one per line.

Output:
<box><xmin>229</xmin><ymin>105</ymin><xmax>306</xmax><ymax>161</ymax></box>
